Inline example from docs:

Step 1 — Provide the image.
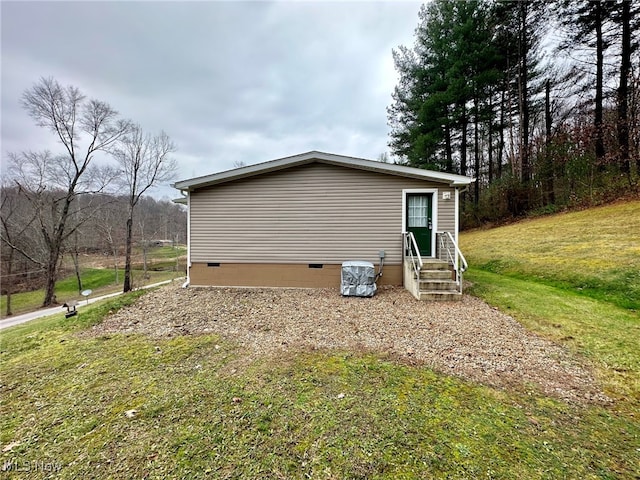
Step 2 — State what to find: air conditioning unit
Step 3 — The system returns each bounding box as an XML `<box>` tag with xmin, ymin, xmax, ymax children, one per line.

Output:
<box><xmin>340</xmin><ymin>260</ymin><xmax>377</xmax><ymax>297</ymax></box>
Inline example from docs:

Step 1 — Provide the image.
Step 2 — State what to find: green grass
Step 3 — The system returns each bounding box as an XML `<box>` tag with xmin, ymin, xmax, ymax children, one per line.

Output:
<box><xmin>459</xmin><ymin>200</ymin><xmax>640</xmax><ymax>409</ymax></box>
<box><xmin>465</xmin><ymin>268</ymin><xmax>640</xmax><ymax>410</ymax></box>
<box><xmin>129</xmin><ymin>245</ymin><xmax>187</xmax><ymax>271</ymax></box>
<box><xmin>460</xmin><ymin>200</ymin><xmax>640</xmax><ymax>310</ymax></box>
<box><xmin>147</xmin><ymin>245</ymin><xmax>186</xmax><ymax>259</ymax></box>
<box><xmin>1</xmin><ymin>296</ymin><xmax>638</xmax><ymax>478</ymax></box>
<box><xmin>2</xmin><ymin>281</ymin><xmax>639</xmax><ymax>478</ymax></box>
<box><xmin>2</xmin><ymin>204</ymin><xmax>639</xmax><ymax>478</ymax></box>
<box><xmin>1</xmin><ymin>268</ymin><xmax>181</xmax><ymax>318</ymax></box>
<box><xmin>1</xmin><ymin>245</ymin><xmax>187</xmax><ymax>317</ymax></box>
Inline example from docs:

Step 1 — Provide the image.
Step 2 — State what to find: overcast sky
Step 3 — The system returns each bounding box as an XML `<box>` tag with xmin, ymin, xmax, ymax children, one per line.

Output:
<box><xmin>1</xmin><ymin>1</ymin><xmax>422</xmax><ymax>199</ymax></box>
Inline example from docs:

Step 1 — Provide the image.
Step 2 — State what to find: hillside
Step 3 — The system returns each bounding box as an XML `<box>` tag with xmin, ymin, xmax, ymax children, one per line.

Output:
<box><xmin>460</xmin><ymin>200</ymin><xmax>640</xmax><ymax>310</ymax></box>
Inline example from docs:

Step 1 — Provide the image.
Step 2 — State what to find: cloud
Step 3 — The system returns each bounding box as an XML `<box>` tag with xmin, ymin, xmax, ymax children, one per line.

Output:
<box><xmin>1</xmin><ymin>1</ymin><xmax>421</xmax><ymax>194</ymax></box>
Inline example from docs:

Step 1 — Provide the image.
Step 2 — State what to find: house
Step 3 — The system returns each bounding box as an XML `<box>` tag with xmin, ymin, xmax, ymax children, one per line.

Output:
<box><xmin>172</xmin><ymin>151</ymin><xmax>475</xmax><ymax>300</ymax></box>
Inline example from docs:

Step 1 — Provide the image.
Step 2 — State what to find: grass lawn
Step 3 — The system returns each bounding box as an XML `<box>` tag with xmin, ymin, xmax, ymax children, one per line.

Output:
<box><xmin>1</xmin><ymin>204</ymin><xmax>639</xmax><ymax>478</ymax></box>
<box><xmin>148</xmin><ymin>245</ymin><xmax>186</xmax><ymax>259</ymax></box>
<box><xmin>465</xmin><ymin>268</ymin><xmax>639</xmax><ymax>411</ymax></box>
<box><xmin>459</xmin><ymin>200</ymin><xmax>640</xmax><ymax>408</ymax></box>
<box><xmin>1</xmin><ymin>245</ymin><xmax>186</xmax><ymax>319</ymax></box>
<box><xmin>0</xmin><ymin>268</ymin><xmax>181</xmax><ymax>318</ymax></box>
<box><xmin>460</xmin><ymin>200</ymin><xmax>640</xmax><ymax>310</ymax></box>
<box><xmin>1</xmin><ymin>290</ymin><xmax>639</xmax><ymax>477</ymax></box>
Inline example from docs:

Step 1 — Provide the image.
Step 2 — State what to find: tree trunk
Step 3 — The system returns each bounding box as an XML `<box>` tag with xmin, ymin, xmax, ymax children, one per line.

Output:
<box><xmin>142</xmin><ymin>242</ymin><xmax>149</xmax><ymax>279</ymax></box>
<box><xmin>5</xmin><ymin>250</ymin><xmax>14</xmax><ymax>316</ymax></box>
<box><xmin>633</xmin><ymin>71</ymin><xmax>640</xmax><ymax>174</ymax></box>
<box><xmin>474</xmin><ymin>95</ymin><xmax>480</xmax><ymax>205</ymax></box>
<box><xmin>460</xmin><ymin>108</ymin><xmax>469</xmax><ymax>207</ymax></box>
<box><xmin>617</xmin><ymin>0</ymin><xmax>631</xmax><ymax>176</ymax></box>
<box><xmin>43</xmin><ymin>250</ymin><xmax>60</xmax><ymax>306</ymax></box>
<box><xmin>498</xmin><ymin>87</ymin><xmax>505</xmax><ymax>179</ymax></box>
<box><xmin>72</xmin><ymin>252</ymin><xmax>82</xmax><ymax>295</ymax></box>
<box><xmin>444</xmin><ymin>122</ymin><xmax>453</xmax><ymax>173</ymax></box>
<box><xmin>175</xmin><ymin>242</ymin><xmax>179</xmax><ymax>272</ymax></box>
<box><xmin>508</xmin><ymin>70</ymin><xmax>517</xmax><ymax>177</ymax></box>
<box><xmin>544</xmin><ymin>80</ymin><xmax>555</xmax><ymax>205</ymax></box>
<box><xmin>595</xmin><ymin>2</ymin><xmax>606</xmax><ymax>166</ymax></box>
<box><xmin>519</xmin><ymin>0</ymin><xmax>530</xmax><ymax>184</ymax></box>
<box><xmin>123</xmin><ymin>216</ymin><xmax>133</xmax><ymax>292</ymax></box>
<box><xmin>112</xmin><ymin>244</ymin><xmax>119</xmax><ymax>284</ymax></box>
<box><xmin>460</xmin><ymin>106</ymin><xmax>468</xmax><ymax>177</ymax></box>
<box><xmin>42</xmin><ymin>188</ymin><xmax>77</xmax><ymax>306</ymax></box>
<box><xmin>488</xmin><ymin>93</ymin><xmax>494</xmax><ymax>184</ymax></box>
<box><xmin>73</xmin><ymin>230</ymin><xmax>82</xmax><ymax>294</ymax></box>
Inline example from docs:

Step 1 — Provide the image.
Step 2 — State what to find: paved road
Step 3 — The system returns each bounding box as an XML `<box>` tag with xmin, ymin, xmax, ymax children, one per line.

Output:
<box><xmin>0</xmin><ymin>280</ymin><xmax>176</xmax><ymax>331</ymax></box>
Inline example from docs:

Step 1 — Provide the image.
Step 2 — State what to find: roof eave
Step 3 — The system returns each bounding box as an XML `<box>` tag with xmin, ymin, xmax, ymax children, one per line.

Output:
<box><xmin>172</xmin><ymin>151</ymin><xmax>475</xmax><ymax>190</ymax></box>
<box><xmin>172</xmin><ymin>155</ymin><xmax>312</xmax><ymax>191</ymax></box>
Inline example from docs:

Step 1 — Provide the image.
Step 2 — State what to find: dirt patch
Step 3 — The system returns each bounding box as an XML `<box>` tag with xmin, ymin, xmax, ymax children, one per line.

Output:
<box><xmin>84</xmin><ymin>283</ymin><xmax>609</xmax><ymax>404</ymax></box>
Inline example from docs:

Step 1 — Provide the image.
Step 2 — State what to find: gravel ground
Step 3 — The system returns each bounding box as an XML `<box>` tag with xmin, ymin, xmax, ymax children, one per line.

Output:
<box><xmin>85</xmin><ymin>282</ymin><xmax>609</xmax><ymax>404</ymax></box>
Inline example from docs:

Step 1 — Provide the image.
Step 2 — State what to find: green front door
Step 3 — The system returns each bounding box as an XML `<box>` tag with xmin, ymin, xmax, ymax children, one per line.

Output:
<box><xmin>406</xmin><ymin>193</ymin><xmax>433</xmax><ymax>257</ymax></box>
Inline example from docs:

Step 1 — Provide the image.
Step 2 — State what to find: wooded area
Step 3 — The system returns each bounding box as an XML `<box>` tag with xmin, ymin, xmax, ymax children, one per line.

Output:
<box><xmin>1</xmin><ymin>78</ymin><xmax>183</xmax><ymax>311</ymax></box>
<box><xmin>388</xmin><ymin>0</ymin><xmax>640</xmax><ymax>225</ymax></box>
<box><xmin>0</xmin><ymin>187</ymin><xmax>186</xmax><ymax>314</ymax></box>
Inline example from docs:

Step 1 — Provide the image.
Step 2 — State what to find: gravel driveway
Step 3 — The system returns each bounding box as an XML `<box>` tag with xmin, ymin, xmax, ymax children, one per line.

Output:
<box><xmin>86</xmin><ymin>283</ymin><xmax>608</xmax><ymax>404</ymax></box>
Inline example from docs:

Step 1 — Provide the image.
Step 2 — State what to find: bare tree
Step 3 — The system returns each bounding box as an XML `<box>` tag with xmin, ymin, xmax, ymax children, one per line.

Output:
<box><xmin>112</xmin><ymin>125</ymin><xmax>176</xmax><ymax>292</ymax></box>
<box><xmin>137</xmin><ymin>213</ymin><xmax>156</xmax><ymax>281</ymax></box>
<box><xmin>0</xmin><ymin>183</ymin><xmax>39</xmax><ymax>315</ymax></box>
<box><xmin>94</xmin><ymin>197</ymin><xmax>127</xmax><ymax>284</ymax></box>
<box><xmin>377</xmin><ymin>152</ymin><xmax>390</xmax><ymax>163</ymax></box>
<box><xmin>8</xmin><ymin>77</ymin><xmax>131</xmax><ymax>306</ymax></box>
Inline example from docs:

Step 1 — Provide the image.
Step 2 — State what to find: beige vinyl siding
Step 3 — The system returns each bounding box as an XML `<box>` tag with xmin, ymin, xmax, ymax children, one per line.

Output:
<box><xmin>190</xmin><ymin>162</ymin><xmax>456</xmax><ymax>265</ymax></box>
<box><xmin>439</xmin><ymin>193</ymin><xmax>455</xmax><ymax>232</ymax></box>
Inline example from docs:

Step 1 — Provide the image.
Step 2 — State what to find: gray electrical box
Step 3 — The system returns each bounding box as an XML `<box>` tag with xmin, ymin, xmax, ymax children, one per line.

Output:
<box><xmin>340</xmin><ymin>261</ymin><xmax>377</xmax><ymax>297</ymax></box>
